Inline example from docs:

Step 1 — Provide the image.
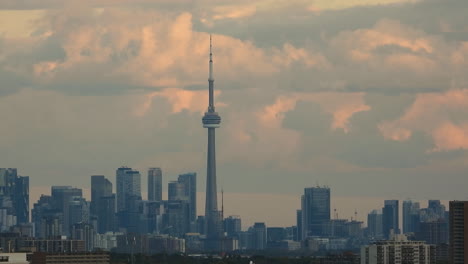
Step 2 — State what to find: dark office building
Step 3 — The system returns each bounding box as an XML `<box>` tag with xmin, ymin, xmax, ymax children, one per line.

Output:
<box><xmin>449</xmin><ymin>201</ymin><xmax>468</xmax><ymax>264</ymax></box>
<box><xmin>90</xmin><ymin>175</ymin><xmax>112</xmax><ymax>216</ymax></box>
<box><xmin>97</xmin><ymin>194</ymin><xmax>116</xmax><ymax>233</ymax></box>
<box><xmin>50</xmin><ymin>186</ymin><xmax>83</xmax><ymax>236</ymax></box>
<box><xmin>403</xmin><ymin>200</ymin><xmax>420</xmax><ymax>234</ymax></box>
<box><xmin>148</xmin><ymin>168</ymin><xmax>162</xmax><ymax>202</ymax></box>
<box><xmin>416</xmin><ymin>220</ymin><xmax>449</xmax><ymax>245</ymax></box>
<box><xmin>0</xmin><ymin>168</ymin><xmax>30</xmax><ymax>227</ymax></box>
<box><xmin>367</xmin><ymin>210</ymin><xmax>383</xmax><ymax>239</ymax></box>
<box><xmin>252</xmin><ymin>222</ymin><xmax>267</xmax><ymax>250</ymax></box>
<box><xmin>267</xmin><ymin>227</ymin><xmax>286</xmax><ymax>242</ymax></box>
<box><xmin>14</xmin><ymin>175</ymin><xmax>29</xmax><ymax>224</ymax></box>
<box><xmin>178</xmin><ymin>173</ymin><xmax>197</xmax><ymax>222</ymax></box>
<box><xmin>296</xmin><ymin>210</ymin><xmax>302</xmax><ymax>241</ymax></box>
<box><xmin>224</xmin><ymin>215</ymin><xmax>241</xmax><ymax>238</ymax></box>
<box><xmin>301</xmin><ymin>186</ymin><xmax>330</xmax><ymax>238</ymax></box>
<box><xmin>383</xmin><ymin>200</ymin><xmax>399</xmax><ymax>238</ymax></box>
<box><xmin>116</xmin><ymin>167</ymin><xmax>141</xmax><ymax>213</ymax></box>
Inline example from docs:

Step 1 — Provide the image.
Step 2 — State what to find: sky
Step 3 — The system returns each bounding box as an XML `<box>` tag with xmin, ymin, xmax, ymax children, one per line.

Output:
<box><xmin>1</xmin><ymin>0</ymin><xmax>468</xmax><ymax>227</ymax></box>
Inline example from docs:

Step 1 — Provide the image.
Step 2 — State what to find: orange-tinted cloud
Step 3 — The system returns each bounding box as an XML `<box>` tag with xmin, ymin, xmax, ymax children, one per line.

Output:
<box><xmin>379</xmin><ymin>89</ymin><xmax>468</xmax><ymax>151</ymax></box>
<box><xmin>257</xmin><ymin>92</ymin><xmax>370</xmax><ymax>133</ymax></box>
<box><xmin>134</xmin><ymin>88</ymin><xmax>225</xmax><ymax>117</ymax></box>
<box><xmin>432</xmin><ymin>122</ymin><xmax>468</xmax><ymax>151</ymax></box>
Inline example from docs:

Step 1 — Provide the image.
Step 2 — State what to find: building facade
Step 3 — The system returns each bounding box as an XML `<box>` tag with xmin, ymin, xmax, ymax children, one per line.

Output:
<box><xmin>301</xmin><ymin>186</ymin><xmax>331</xmax><ymax>238</ymax></box>
<box><xmin>148</xmin><ymin>168</ymin><xmax>162</xmax><ymax>202</ymax></box>
<box><xmin>403</xmin><ymin>200</ymin><xmax>420</xmax><ymax>234</ymax></box>
<box><xmin>116</xmin><ymin>167</ymin><xmax>141</xmax><ymax>213</ymax></box>
<box><xmin>361</xmin><ymin>234</ymin><xmax>435</xmax><ymax>264</ymax></box>
<box><xmin>382</xmin><ymin>200</ymin><xmax>399</xmax><ymax>239</ymax></box>
<box><xmin>449</xmin><ymin>201</ymin><xmax>468</xmax><ymax>264</ymax></box>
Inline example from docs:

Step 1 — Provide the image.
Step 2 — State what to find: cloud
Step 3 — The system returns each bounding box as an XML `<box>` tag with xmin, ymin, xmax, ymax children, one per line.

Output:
<box><xmin>379</xmin><ymin>89</ymin><xmax>468</xmax><ymax>151</ymax></box>
<box><xmin>0</xmin><ymin>7</ymin><xmax>328</xmax><ymax>96</ymax></box>
<box><xmin>211</xmin><ymin>4</ymin><xmax>257</xmax><ymax>20</ymax></box>
<box><xmin>134</xmin><ymin>88</ymin><xmax>225</xmax><ymax>117</ymax></box>
<box><xmin>257</xmin><ymin>92</ymin><xmax>370</xmax><ymax>133</ymax></box>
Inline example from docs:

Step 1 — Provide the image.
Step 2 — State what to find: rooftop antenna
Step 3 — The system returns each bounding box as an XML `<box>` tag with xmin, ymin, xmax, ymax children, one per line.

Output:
<box><xmin>221</xmin><ymin>188</ymin><xmax>224</xmax><ymax>220</ymax></box>
<box><xmin>354</xmin><ymin>209</ymin><xmax>358</xmax><ymax>222</ymax></box>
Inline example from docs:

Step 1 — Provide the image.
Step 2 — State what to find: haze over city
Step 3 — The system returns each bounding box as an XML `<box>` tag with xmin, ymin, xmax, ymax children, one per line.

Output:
<box><xmin>1</xmin><ymin>0</ymin><xmax>468</xmax><ymax>229</ymax></box>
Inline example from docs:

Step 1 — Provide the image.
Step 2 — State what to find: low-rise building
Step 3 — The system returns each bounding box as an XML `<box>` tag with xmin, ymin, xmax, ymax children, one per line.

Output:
<box><xmin>0</xmin><ymin>253</ymin><xmax>30</xmax><ymax>264</ymax></box>
<box><xmin>31</xmin><ymin>252</ymin><xmax>109</xmax><ymax>264</ymax></box>
<box><xmin>361</xmin><ymin>234</ymin><xmax>436</xmax><ymax>264</ymax></box>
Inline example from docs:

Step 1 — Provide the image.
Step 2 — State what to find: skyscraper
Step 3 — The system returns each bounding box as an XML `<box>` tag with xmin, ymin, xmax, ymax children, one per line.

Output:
<box><xmin>403</xmin><ymin>200</ymin><xmax>420</xmax><ymax>234</ymax></box>
<box><xmin>0</xmin><ymin>168</ymin><xmax>29</xmax><ymax>227</ymax></box>
<box><xmin>178</xmin><ymin>172</ymin><xmax>197</xmax><ymax>222</ymax></box>
<box><xmin>91</xmin><ymin>175</ymin><xmax>112</xmax><ymax>216</ymax></box>
<box><xmin>301</xmin><ymin>186</ymin><xmax>330</xmax><ymax>238</ymax></box>
<box><xmin>296</xmin><ymin>210</ymin><xmax>302</xmax><ymax>241</ymax></box>
<box><xmin>449</xmin><ymin>201</ymin><xmax>468</xmax><ymax>264</ymax></box>
<box><xmin>224</xmin><ymin>216</ymin><xmax>242</xmax><ymax>238</ymax></box>
<box><xmin>252</xmin><ymin>222</ymin><xmax>267</xmax><ymax>250</ymax></box>
<box><xmin>116</xmin><ymin>167</ymin><xmax>141</xmax><ymax>212</ymax></box>
<box><xmin>368</xmin><ymin>209</ymin><xmax>383</xmax><ymax>239</ymax></box>
<box><xmin>51</xmin><ymin>186</ymin><xmax>83</xmax><ymax>236</ymax></box>
<box><xmin>168</xmin><ymin>181</ymin><xmax>186</xmax><ymax>201</ymax></box>
<box><xmin>148</xmin><ymin>168</ymin><xmax>162</xmax><ymax>202</ymax></box>
<box><xmin>383</xmin><ymin>200</ymin><xmax>400</xmax><ymax>239</ymax></box>
<box><xmin>97</xmin><ymin>194</ymin><xmax>116</xmax><ymax>234</ymax></box>
<box><xmin>202</xmin><ymin>36</ymin><xmax>223</xmax><ymax>250</ymax></box>
<box><xmin>14</xmin><ymin>175</ymin><xmax>29</xmax><ymax>224</ymax></box>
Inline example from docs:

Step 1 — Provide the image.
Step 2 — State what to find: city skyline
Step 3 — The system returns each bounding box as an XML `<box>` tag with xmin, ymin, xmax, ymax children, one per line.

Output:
<box><xmin>1</xmin><ymin>0</ymin><xmax>468</xmax><ymax>201</ymax></box>
<box><xmin>1</xmin><ymin>0</ymin><xmax>468</xmax><ymax>231</ymax></box>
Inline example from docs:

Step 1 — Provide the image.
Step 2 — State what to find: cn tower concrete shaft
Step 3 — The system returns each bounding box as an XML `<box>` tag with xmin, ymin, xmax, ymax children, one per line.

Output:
<box><xmin>202</xmin><ymin>36</ymin><xmax>222</xmax><ymax>245</ymax></box>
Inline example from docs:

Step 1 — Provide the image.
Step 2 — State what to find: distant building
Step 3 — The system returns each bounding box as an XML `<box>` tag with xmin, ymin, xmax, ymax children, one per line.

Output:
<box><xmin>21</xmin><ymin>239</ymin><xmax>85</xmax><ymax>253</ymax></box>
<box><xmin>301</xmin><ymin>186</ymin><xmax>330</xmax><ymax>238</ymax></box>
<box><xmin>31</xmin><ymin>252</ymin><xmax>109</xmax><ymax>264</ymax></box>
<box><xmin>296</xmin><ymin>210</ymin><xmax>302</xmax><ymax>241</ymax></box>
<box><xmin>90</xmin><ymin>175</ymin><xmax>112</xmax><ymax>217</ymax></box>
<box><xmin>267</xmin><ymin>240</ymin><xmax>301</xmax><ymax>251</ymax></box>
<box><xmin>403</xmin><ymin>200</ymin><xmax>420</xmax><ymax>234</ymax></box>
<box><xmin>91</xmin><ymin>175</ymin><xmax>114</xmax><ymax>235</ymax></box>
<box><xmin>68</xmin><ymin>196</ymin><xmax>90</xmax><ymax>227</ymax></box>
<box><xmin>361</xmin><ymin>234</ymin><xmax>435</xmax><ymax>264</ymax></box>
<box><xmin>382</xmin><ymin>200</ymin><xmax>399</xmax><ymax>238</ymax></box>
<box><xmin>449</xmin><ymin>201</ymin><xmax>468</xmax><ymax>264</ymax></box>
<box><xmin>251</xmin><ymin>222</ymin><xmax>267</xmax><ymax>250</ymax></box>
<box><xmin>0</xmin><ymin>253</ymin><xmax>30</xmax><ymax>264</ymax></box>
<box><xmin>96</xmin><ymin>194</ymin><xmax>116</xmax><ymax>234</ymax></box>
<box><xmin>416</xmin><ymin>220</ymin><xmax>448</xmax><ymax>245</ymax></box>
<box><xmin>94</xmin><ymin>232</ymin><xmax>123</xmax><ymax>251</ymax></box>
<box><xmin>50</xmin><ymin>186</ymin><xmax>83</xmax><ymax>236</ymax></box>
<box><xmin>367</xmin><ymin>210</ymin><xmax>383</xmax><ymax>239</ymax></box>
<box><xmin>115</xmin><ymin>233</ymin><xmax>185</xmax><ymax>254</ymax></box>
<box><xmin>168</xmin><ymin>181</ymin><xmax>186</xmax><ymax>201</ymax></box>
<box><xmin>178</xmin><ymin>173</ymin><xmax>197</xmax><ymax>222</ymax></box>
<box><xmin>428</xmin><ymin>200</ymin><xmax>446</xmax><ymax>220</ymax></box>
<box><xmin>267</xmin><ymin>227</ymin><xmax>286</xmax><ymax>242</ymax></box>
<box><xmin>116</xmin><ymin>167</ymin><xmax>141</xmax><ymax>213</ymax></box>
<box><xmin>148</xmin><ymin>168</ymin><xmax>162</xmax><ymax>202</ymax></box>
<box><xmin>162</xmin><ymin>200</ymin><xmax>190</xmax><ymax>237</ymax></box>
<box><xmin>71</xmin><ymin>222</ymin><xmax>96</xmax><ymax>252</ymax></box>
<box><xmin>224</xmin><ymin>215</ymin><xmax>241</xmax><ymax>238</ymax></box>
<box><xmin>0</xmin><ymin>168</ymin><xmax>29</xmax><ymax>228</ymax></box>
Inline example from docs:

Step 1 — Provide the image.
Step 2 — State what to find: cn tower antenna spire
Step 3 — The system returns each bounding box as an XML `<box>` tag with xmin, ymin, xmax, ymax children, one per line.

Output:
<box><xmin>208</xmin><ymin>34</ymin><xmax>214</xmax><ymax>111</ymax></box>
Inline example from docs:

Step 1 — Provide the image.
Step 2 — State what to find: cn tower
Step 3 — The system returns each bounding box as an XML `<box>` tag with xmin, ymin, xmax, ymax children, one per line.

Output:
<box><xmin>202</xmin><ymin>35</ymin><xmax>223</xmax><ymax>250</ymax></box>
